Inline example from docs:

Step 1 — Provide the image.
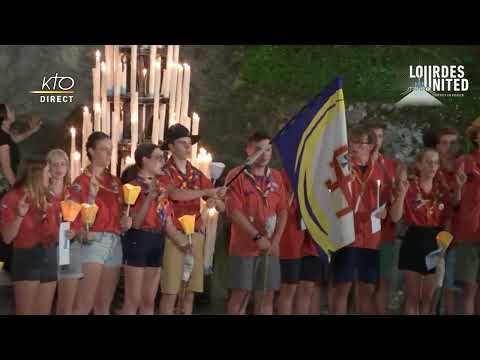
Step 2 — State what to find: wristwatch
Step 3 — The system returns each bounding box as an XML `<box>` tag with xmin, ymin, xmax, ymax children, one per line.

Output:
<box><xmin>252</xmin><ymin>233</ymin><xmax>262</xmax><ymax>242</ymax></box>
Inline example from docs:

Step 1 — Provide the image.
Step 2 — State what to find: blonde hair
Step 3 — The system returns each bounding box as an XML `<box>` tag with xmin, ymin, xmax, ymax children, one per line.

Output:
<box><xmin>46</xmin><ymin>148</ymin><xmax>70</xmax><ymax>186</ymax></box>
<box><xmin>15</xmin><ymin>159</ymin><xmax>48</xmax><ymax>211</ymax></box>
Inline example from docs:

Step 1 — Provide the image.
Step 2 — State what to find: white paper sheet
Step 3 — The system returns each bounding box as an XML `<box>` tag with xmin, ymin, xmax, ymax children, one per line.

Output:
<box><xmin>425</xmin><ymin>248</ymin><xmax>442</xmax><ymax>271</ymax></box>
<box><xmin>371</xmin><ymin>204</ymin><xmax>386</xmax><ymax>234</ymax></box>
<box><xmin>58</xmin><ymin>222</ymin><xmax>71</xmax><ymax>266</ymax></box>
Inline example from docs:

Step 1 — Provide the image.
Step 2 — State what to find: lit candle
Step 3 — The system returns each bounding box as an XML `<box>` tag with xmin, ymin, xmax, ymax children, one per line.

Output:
<box><xmin>93</xmin><ymin>50</ymin><xmax>101</xmax><ymax>126</ymax></box>
<box><xmin>204</xmin><ymin>207</ymin><xmax>219</xmax><ymax>274</ymax></box>
<box><xmin>180</xmin><ymin>63</ymin><xmax>191</xmax><ymax>126</ymax></box>
<box><xmin>130</xmin><ymin>91</ymin><xmax>139</xmax><ymax>159</ymax></box>
<box><xmin>94</xmin><ymin>103</ymin><xmax>101</xmax><ymax>131</ymax></box>
<box><xmin>159</xmin><ymin>63</ymin><xmax>172</xmax><ymax>142</ymax></box>
<box><xmin>196</xmin><ymin>148</ymin><xmax>212</xmax><ymax>178</ymax></box>
<box><xmin>82</xmin><ymin>107</ymin><xmax>91</xmax><ymax>170</ymax></box>
<box><xmin>70</xmin><ymin>127</ymin><xmax>76</xmax><ymax>183</ymax></box>
<box><xmin>142</xmin><ymin>68</ymin><xmax>148</xmax><ymax>97</ymax></box>
<box><xmin>152</xmin><ymin>59</ymin><xmax>162</xmax><ymax>145</ymax></box>
<box><xmin>149</xmin><ymin>45</ymin><xmax>157</xmax><ymax>96</ymax></box>
<box><xmin>174</xmin><ymin>64</ymin><xmax>183</xmax><ymax>124</ymax></box>
<box><xmin>168</xmin><ymin>64</ymin><xmax>178</xmax><ymax>127</ymax></box>
<box><xmin>73</xmin><ymin>151</ymin><xmax>81</xmax><ymax>181</ymax></box>
<box><xmin>174</xmin><ymin>45</ymin><xmax>180</xmax><ymax>63</ymax></box>
<box><xmin>130</xmin><ymin>45</ymin><xmax>137</xmax><ymax>94</ymax></box>
<box><xmin>105</xmin><ymin>45</ymin><xmax>113</xmax><ymax>96</ymax></box>
<box><xmin>113</xmin><ymin>46</ymin><xmax>121</xmax><ymax>101</ymax></box>
<box><xmin>376</xmin><ymin>179</ymin><xmax>381</xmax><ymax>209</ymax></box>
<box><xmin>100</xmin><ymin>61</ymin><xmax>108</xmax><ymax>133</ymax></box>
<box><xmin>191</xmin><ymin>113</ymin><xmax>200</xmax><ymax>165</ymax></box>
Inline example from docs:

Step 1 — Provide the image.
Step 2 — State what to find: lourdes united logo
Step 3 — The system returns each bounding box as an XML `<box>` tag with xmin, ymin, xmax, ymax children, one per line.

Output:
<box><xmin>395</xmin><ymin>65</ymin><xmax>469</xmax><ymax>108</ymax></box>
<box><xmin>30</xmin><ymin>73</ymin><xmax>75</xmax><ymax>103</ymax></box>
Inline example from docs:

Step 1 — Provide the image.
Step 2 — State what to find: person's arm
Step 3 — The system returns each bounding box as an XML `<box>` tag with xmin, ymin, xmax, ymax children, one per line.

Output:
<box><xmin>132</xmin><ymin>194</ymin><xmax>154</xmax><ymax>229</ymax></box>
<box><xmin>451</xmin><ymin>162</ymin><xmax>467</xmax><ymax>207</ymax></box>
<box><xmin>168</xmin><ymin>186</ymin><xmax>218</xmax><ymax>201</ymax></box>
<box><xmin>0</xmin><ymin>145</ymin><xmax>16</xmax><ymax>185</ymax></box>
<box><xmin>165</xmin><ymin>217</ymin><xmax>191</xmax><ymax>252</ymax></box>
<box><xmin>1</xmin><ymin>193</ymin><xmax>29</xmax><ymax>244</ymax></box>
<box><xmin>270</xmin><ymin>208</ymin><xmax>287</xmax><ymax>246</ymax></box>
<box><xmin>10</xmin><ymin>118</ymin><xmax>42</xmax><ymax>144</ymax></box>
<box><xmin>390</xmin><ymin>189</ymin><xmax>407</xmax><ymax>223</ymax></box>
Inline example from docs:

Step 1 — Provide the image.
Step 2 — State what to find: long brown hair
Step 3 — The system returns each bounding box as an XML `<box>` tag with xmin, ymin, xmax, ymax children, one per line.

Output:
<box><xmin>15</xmin><ymin>158</ymin><xmax>48</xmax><ymax>211</ymax></box>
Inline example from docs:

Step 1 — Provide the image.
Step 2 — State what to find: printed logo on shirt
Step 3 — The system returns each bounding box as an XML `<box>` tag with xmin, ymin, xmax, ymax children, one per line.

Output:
<box><xmin>30</xmin><ymin>73</ymin><xmax>75</xmax><ymax>104</ymax></box>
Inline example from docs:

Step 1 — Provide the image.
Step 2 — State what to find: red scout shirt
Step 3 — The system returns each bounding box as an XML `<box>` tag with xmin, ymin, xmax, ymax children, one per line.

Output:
<box><xmin>376</xmin><ymin>153</ymin><xmax>398</xmax><ymax>245</ymax></box>
<box><xmin>454</xmin><ymin>150</ymin><xmax>480</xmax><ymax>243</ymax></box>
<box><xmin>0</xmin><ymin>187</ymin><xmax>60</xmax><ymax>249</ymax></box>
<box><xmin>279</xmin><ymin>170</ymin><xmax>305</xmax><ymax>260</ymax></box>
<box><xmin>349</xmin><ymin>158</ymin><xmax>390</xmax><ymax>250</ymax></box>
<box><xmin>402</xmin><ymin>176</ymin><xmax>451</xmax><ymax>228</ymax></box>
<box><xmin>164</xmin><ymin>157</ymin><xmax>213</xmax><ymax>232</ymax></box>
<box><xmin>129</xmin><ymin>175</ymin><xmax>174</xmax><ymax>232</ymax></box>
<box><xmin>68</xmin><ymin>168</ymin><xmax>123</xmax><ymax>235</ymax></box>
<box><xmin>226</xmin><ymin>166</ymin><xmax>288</xmax><ymax>257</ymax></box>
<box><xmin>302</xmin><ymin>231</ymin><xmax>319</xmax><ymax>257</ymax></box>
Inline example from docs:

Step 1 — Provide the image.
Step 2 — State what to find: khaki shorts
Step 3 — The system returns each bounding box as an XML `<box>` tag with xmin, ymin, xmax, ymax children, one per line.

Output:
<box><xmin>455</xmin><ymin>243</ymin><xmax>480</xmax><ymax>283</ymax></box>
<box><xmin>161</xmin><ymin>233</ymin><xmax>204</xmax><ymax>295</ymax></box>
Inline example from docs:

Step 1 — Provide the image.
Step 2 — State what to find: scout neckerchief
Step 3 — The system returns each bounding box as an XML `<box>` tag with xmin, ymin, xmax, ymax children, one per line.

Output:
<box><xmin>351</xmin><ymin>158</ymin><xmax>375</xmax><ymax>213</ymax></box>
<box><xmin>413</xmin><ymin>176</ymin><xmax>446</xmax><ymax>221</ymax></box>
<box><xmin>134</xmin><ymin>175</ymin><xmax>170</xmax><ymax>228</ymax></box>
<box><xmin>243</xmin><ymin>166</ymin><xmax>274</xmax><ymax>206</ymax></box>
<box><xmin>166</xmin><ymin>157</ymin><xmax>200</xmax><ymax>190</ymax></box>
<box><xmin>83</xmin><ymin>166</ymin><xmax>120</xmax><ymax>195</ymax></box>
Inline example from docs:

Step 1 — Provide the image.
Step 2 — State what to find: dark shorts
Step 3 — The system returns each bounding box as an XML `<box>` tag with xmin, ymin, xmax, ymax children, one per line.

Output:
<box><xmin>122</xmin><ymin>229</ymin><xmax>166</xmax><ymax>268</ymax></box>
<box><xmin>399</xmin><ymin>226</ymin><xmax>441</xmax><ymax>276</ymax></box>
<box><xmin>281</xmin><ymin>254</ymin><xmax>330</xmax><ymax>285</ymax></box>
<box><xmin>332</xmin><ymin>246</ymin><xmax>380</xmax><ymax>285</ymax></box>
<box><xmin>11</xmin><ymin>244</ymin><xmax>58</xmax><ymax>283</ymax></box>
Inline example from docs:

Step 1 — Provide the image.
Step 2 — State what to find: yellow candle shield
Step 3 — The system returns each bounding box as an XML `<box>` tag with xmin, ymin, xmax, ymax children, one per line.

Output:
<box><xmin>60</xmin><ymin>200</ymin><xmax>82</xmax><ymax>222</ymax></box>
<box><xmin>178</xmin><ymin>215</ymin><xmax>196</xmax><ymax>235</ymax></box>
<box><xmin>81</xmin><ymin>203</ymin><xmax>99</xmax><ymax>225</ymax></box>
<box><xmin>436</xmin><ymin>231</ymin><xmax>454</xmax><ymax>251</ymax></box>
<box><xmin>123</xmin><ymin>184</ymin><xmax>142</xmax><ymax>205</ymax></box>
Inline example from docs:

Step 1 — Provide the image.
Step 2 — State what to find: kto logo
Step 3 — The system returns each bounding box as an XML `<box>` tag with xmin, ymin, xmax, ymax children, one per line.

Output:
<box><xmin>30</xmin><ymin>73</ymin><xmax>75</xmax><ymax>103</ymax></box>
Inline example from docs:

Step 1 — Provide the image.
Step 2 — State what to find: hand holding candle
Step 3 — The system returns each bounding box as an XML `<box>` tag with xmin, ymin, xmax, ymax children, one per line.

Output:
<box><xmin>376</xmin><ymin>179</ymin><xmax>381</xmax><ymax>209</ymax></box>
<box><xmin>123</xmin><ymin>183</ymin><xmax>142</xmax><ymax>216</ymax></box>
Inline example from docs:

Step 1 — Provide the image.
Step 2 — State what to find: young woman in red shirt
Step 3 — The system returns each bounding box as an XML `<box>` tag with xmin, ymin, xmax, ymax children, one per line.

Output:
<box><xmin>390</xmin><ymin>148</ymin><xmax>460</xmax><ymax>315</ymax></box>
<box><xmin>0</xmin><ymin>158</ymin><xmax>61</xmax><ymax>315</ymax></box>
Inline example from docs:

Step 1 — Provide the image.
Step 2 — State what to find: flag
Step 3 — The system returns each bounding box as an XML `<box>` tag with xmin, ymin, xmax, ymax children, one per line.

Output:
<box><xmin>273</xmin><ymin>77</ymin><xmax>355</xmax><ymax>255</ymax></box>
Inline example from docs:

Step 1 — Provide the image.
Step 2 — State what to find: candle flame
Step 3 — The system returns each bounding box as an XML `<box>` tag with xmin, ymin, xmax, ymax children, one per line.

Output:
<box><xmin>101</xmin><ymin>61</ymin><xmax>106</xmax><ymax>72</ymax></box>
<box><xmin>377</xmin><ymin>179</ymin><xmax>381</xmax><ymax>186</ymax></box>
<box><xmin>73</xmin><ymin>151</ymin><xmax>81</xmax><ymax>161</ymax></box>
<box><xmin>192</xmin><ymin>112</ymin><xmax>200</xmax><ymax>122</ymax></box>
<box><xmin>131</xmin><ymin>113</ymin><xmax>138</xmax><ymax>124</ymax></box>
<box><xmin>70</xmin><ymin>127</ymin><xmax>76</xmax><ymax>137</ymax></box>
<box><xmin>83</xmin><ymin>106</ymin><xmax>89</xmax><ymax>114</ymax></box>
<box><xmin>126</xmin><ymin>156</ymin><xmax>135</xmax><ymax>165</ymax></box>
<box><xmin>208</xmin><ymin>208</ymin><xmax>217</xmax><ymax>217</ymax></box>
<box><xmin>95</xmin><ymin>50</ymin><xmax>101</xmax><ymax>61</ymax></box>
<box><xmin>183</xmin><ymin>63</ymin><xmax>190</xmax><ymax>70</ymax></box>
<box><xmin>142</xmin><ymin>68</ymin><xmax>147</xmax><ymax>77</ymax></box>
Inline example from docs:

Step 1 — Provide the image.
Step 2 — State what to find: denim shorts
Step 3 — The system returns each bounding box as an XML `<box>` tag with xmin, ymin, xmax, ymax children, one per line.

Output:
<box><xmin>11</xmin><ymin>244</ymin><xmax>58</xmax><ymax>283</ymax></box>
<box><xmin>58</xmin><ymin>241</ymin><xmax>84</xmax><ymax>280</ymax></box>
<box><xmin>81</xmin><ymin>232</ymin><xmax>122</xmax><ymax>268</ymax></box>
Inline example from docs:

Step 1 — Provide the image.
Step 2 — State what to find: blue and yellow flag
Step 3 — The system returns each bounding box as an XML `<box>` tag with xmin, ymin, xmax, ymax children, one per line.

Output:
<box><xmin>273</xmin><ymin>77</ymin><xmax>355</xmax><ymax>255</ymax></box>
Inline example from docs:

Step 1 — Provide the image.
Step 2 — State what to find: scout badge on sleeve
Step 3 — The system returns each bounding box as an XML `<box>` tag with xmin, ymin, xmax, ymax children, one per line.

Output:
<box><xmin>177</xmin><ymin>214</ymin><xmax>196</xmax><ymax>315</ymax></box>
<box><xmin>123</xmin><ymin>184</ymin><xmax>142</xmax><ymax>217</ymax></box>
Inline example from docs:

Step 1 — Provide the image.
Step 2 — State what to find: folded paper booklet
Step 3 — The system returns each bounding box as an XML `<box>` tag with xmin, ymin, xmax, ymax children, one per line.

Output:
<box><xmin>425</xmin><ymin>248</ymin><xmax>443</xmax><ymax>271</ymax></box>
<box><xmin>371</xmin><ymin>204</ymin><xmax>386</xmax><ymax>235</ymax></box>
<box><xmin>59</xmin><ymin>222</ymin><xmax>71</xmax><ymax>266</ymax></box>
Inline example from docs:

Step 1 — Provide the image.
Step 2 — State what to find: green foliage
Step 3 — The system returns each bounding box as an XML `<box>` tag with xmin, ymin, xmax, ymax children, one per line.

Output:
<box><xmin>240</xmin><ymin>45</ymin><xmax>480</xmax><ymax>115</ymax></box>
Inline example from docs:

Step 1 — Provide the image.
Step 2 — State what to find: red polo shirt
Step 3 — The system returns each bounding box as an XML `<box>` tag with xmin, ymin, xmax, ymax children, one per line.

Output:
<box><xmin>454</xmin><ymin>151</ymin><xmax>480</xmax><ymax>243</ymax></box>
<box><xmin>376</xmin><ymin>154</ymin><xmax>398</xmax><ymax>245</ymax></box>
<box><xmin>403</xmin><ymin>177</ymin><xmax>450</xmax><ymax>227</ymax></box>
<box><xmin>0</xmin><ymin>187</ymin><xmax>60</xmax><ymax>249</ymax></box>
<box><xmin>226</xmin><ymin>166</ymin><xmax>287</xmax><ymax>257</ymax></box>
<box><xmin>278</xmin><ymin>170</ymin><xmax>305</xmax><ymax>260</ymax></box>
<box><xmin>68</xmin><ymin>168</ymin><xmax>123</xmax><ymax>235</ymax></box>
<box><xmin>164</xmin><ymin>158</ymin><xmax>213</xmax><ymax>232</ymax></box>
<box><xmin>350</xmin><ymin>158</ymin><xmax>390</xmax><ymax>250</ymax></box>
<box><xmin>129</xmin><ymin>175</ymin><xmax>174</xmax><ymax>232</ymax></box>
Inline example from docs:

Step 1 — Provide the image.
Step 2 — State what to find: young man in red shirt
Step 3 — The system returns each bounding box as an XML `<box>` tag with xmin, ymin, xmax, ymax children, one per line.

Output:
<box><xmin>454</xmin><ymin>121</ymin><xmax>480</xmax><ymax>315</ymax></box>
<box><xmin>368</xmin><ymin>123</ymin><xmax>398</xmax><ymax>315</ymax></box>
<box><xmin>159</xmin><ymin>124</ymin><xmax>225</xmax><ymax>315</ymax></box>
<box><xmin>332</xmin><ymin>126</ymin><xmax>389</xmax><ymax>315</ymax></box>
<box><xmin>225</xmin><ymin>132</ymin><xmax>288</xmax><ymax>315</ymax></box>
<box><xmin>433</xmin><ymin>128</ymin><xmax>461</xmax><ymax>314</ymax></box>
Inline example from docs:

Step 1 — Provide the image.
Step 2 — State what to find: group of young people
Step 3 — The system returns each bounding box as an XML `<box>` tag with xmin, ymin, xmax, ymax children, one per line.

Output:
<box><xmin>1</xmin><ymin>100</ymin><xmax>480</xmax><ymax>315</ymax></box>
